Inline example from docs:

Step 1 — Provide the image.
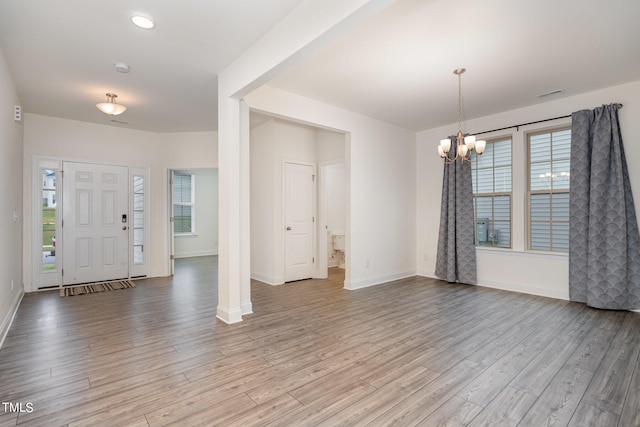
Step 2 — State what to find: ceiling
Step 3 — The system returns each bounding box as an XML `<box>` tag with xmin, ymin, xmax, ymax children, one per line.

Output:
<box><xmin>0</xmin><ymin>0</ymin><xmax>305</xmax><ymax>132</ymax></box>
<box><xmin>269</xmin><ymin>0</ymin><xmax>640</xmax><ymax>131</ymax></box>
<box><xmin>1</xmin><ymin>0</ymin><xmax>639</xmax><ymax>133</ymax></box>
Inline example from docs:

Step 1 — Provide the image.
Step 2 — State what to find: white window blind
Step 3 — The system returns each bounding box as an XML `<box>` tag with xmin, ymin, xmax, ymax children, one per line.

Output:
<box><xmin>173</xmin><ymin>173</ymin><xmax>195</xmax><ymax>234</ymax></box>
<box><xmin>133</xmin><ymin>175</ymin><xmax>145</xmax><ymax>264</ymax></box>
<box><xmin>471</xmin><ymin>138</ymin><xmax>512</xmax><ymax>248</ymax></box>
<box><xmin>528</xmin><ymin>129</ymin><xmax>570</xmax><ymax>252</ymax></box>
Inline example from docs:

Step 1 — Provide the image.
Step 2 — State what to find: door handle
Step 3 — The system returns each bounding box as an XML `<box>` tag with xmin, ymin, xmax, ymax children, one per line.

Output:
<box><xmin>122</xmin><ymin>226</ymin><xmax>128</xmax><ymax>230</ymax></box>
<box><xmin>286</xmin><ymin>226</ymin><xmax>291</xmax><ymax>231</ymax></box>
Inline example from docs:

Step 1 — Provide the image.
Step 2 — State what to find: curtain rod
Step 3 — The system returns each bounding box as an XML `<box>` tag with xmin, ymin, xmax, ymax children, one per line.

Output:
<box><xmin>472</xmin><ymin>103</ymin><xmax>623</xmax><ymax>136</ymax></box>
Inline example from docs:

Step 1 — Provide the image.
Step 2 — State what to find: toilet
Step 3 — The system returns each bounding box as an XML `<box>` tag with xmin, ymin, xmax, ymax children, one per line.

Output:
<box><xmin>332</xmin><ymin>234</ymin><xmax>345</xmax><ymax>269</ymax></box>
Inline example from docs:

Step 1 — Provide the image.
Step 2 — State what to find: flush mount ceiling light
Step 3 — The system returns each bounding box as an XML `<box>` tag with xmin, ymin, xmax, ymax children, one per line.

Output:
<box><xmin>131</xmin><ymin>15</ymin><xmax>155</xmax><ymax>29</ymax></box>
<box><xmin>96</xmin><ymin>93</ymin><xmax>127</xmax><ymax>116</ymax></box>
<box><xmin>437</xmin><ymin>68</ymin><xmax>486</xmax><ymax>164</ymax></box>
<box><xmin>114</xmin><ymin>62</ymin><xmax>130</xmax><ymax>73</ymax></box>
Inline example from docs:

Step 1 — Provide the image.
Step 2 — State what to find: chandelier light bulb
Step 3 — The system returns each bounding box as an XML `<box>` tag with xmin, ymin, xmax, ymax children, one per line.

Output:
<box><xmin>475</xmin><ymin>140</ymin><xmax>487</xmax><ymax>155</ymax></box>
<box><xmin>440</xmin><ymin>138</ymin><xmax>452</xmax><ymax>153</ymax></box>
<box><xmin>464</xmin><ymin>135</ymin><xmax>476</xmax><ymax>150</ymax></box>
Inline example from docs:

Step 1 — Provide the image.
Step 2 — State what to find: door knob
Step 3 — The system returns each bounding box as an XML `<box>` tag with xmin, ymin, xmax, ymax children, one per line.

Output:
<box><xmin>286</xmin><ymin>226</ymin><xmax>291</xmax><ymax>230</ymax></box>
<box><xmin>122</xmin><ymin>226</ymin><xmax>128</xmax><ymax>230</ymax></box>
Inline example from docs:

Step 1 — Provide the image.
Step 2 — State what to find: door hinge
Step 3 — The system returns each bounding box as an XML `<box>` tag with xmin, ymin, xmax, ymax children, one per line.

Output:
<box><xmin>61</xmin><ymin>269</ymin><xmax>64</xmax><ymax>276</ymax></box>
<box><xmin>312</xmin><ymin>174</ymin><xmax>315</xmax><ymax>182</ymax></box>
<box><xmin>312</xmin><ymin>257</ymin><xmax>315</xmax><ymax>263</ymax></box>
<box><xmin>170</xmin><ymin>255</ymin><xmax>175</xmax><ymax>260</ymax></box>
<box><xmin>170</xmin><ymin>217</ymin><xmax>174</xmax><ymax>222</ymax></box>
<box><xmin>312</xmin><ymin>216</ymin><xmax>315</xmax><ymax>223</ymax></box>
<box><xmin>61</xmin><ymin>219</ymin><xmax>64</xmax><ymax>228</ymax></box>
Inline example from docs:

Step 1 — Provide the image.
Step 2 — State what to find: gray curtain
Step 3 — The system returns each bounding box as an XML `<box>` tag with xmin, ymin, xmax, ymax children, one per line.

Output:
<box><xmin>435</xmin><ymin>135</ymin><xmax>477</xmax><ymax>284</ymax></box>
<box><xmin>569</xmin><ymin>103</ymin><xmax>640</xmax><ymax>309</ymax></box>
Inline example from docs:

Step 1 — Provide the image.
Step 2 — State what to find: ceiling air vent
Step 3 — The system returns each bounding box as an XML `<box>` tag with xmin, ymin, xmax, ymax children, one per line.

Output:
<box><xmin>537</xmin><ymin>89</ymin><xmax>563</xmax><ymax>98</ymax></box>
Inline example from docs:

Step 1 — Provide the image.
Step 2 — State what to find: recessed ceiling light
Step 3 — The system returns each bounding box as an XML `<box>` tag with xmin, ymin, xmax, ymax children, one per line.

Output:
<box><xmin>131</xmin><ymin>15</ymin><xmax>155</xmax><ymax>30</ymax></box>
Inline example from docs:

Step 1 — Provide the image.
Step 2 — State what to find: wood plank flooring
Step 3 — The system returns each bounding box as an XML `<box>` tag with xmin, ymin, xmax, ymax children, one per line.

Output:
<box><xmin>1</xmin><ymin>256</ymin><xmax>639</xmax><ymax>426</ymax></box>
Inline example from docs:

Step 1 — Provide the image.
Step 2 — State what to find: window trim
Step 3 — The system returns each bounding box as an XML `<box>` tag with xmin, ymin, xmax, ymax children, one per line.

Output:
<box><xmin>526</xmin><ymin>126</ymin><xmax>571</xmax><ymax>253</ymax></box>
<box><xmin>471</xmin><ymin>136</ymin><xmax>513</xmax><ymax>249</ymax></box>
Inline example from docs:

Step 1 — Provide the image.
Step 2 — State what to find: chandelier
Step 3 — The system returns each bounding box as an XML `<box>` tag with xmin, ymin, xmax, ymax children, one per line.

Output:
<box><xmin>96</xmin><ymin>93</ymin><xmax>127</xmax><ymax>116</ymax></box>
<box><xmin>438</xmin><ymin>68</ymin><xmax>486</xmax><ymax>163</ymax></box>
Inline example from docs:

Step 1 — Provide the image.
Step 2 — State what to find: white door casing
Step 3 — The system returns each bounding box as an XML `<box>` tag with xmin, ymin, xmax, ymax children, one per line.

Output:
<box><xmin>62</xmin><ymin>162</ymin><xmax>129</xmax><ymax>285</ymax></box>
<box><xmin>284</xmin><ymin>162</ymin><xmax>315</xmax><ymax>282</ymax></box>
<box><xmin>169</xmin><ymin>170</ymin><xmax>176</xmax><ymax>276</ymax></box>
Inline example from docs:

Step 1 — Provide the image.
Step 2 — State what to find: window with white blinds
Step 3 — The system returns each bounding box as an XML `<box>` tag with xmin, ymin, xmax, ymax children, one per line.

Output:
<box><xmin>133</xmin><ymin>175</ymin><xmax>145</xmax><ymax>264</ymax></box>
<box><xmin>527</xmin><ymin>128</ymin><xmax>570</xmax><ymax>252</ymax></box>
<box><xmin>471</xmin><ymin>138</ymin><xmax>512</xmax><ymax>248</ymax></box>
<box><xmin>173</xmin><ymin>173</ymin><xmax>195</xmax><ymax>234</ymax></box>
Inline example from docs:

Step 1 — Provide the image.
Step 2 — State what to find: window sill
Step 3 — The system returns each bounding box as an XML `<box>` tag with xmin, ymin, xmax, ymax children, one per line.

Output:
<box><xmin>175</xmin><ymin>232</ymin><xmax>198</xmax><ymax>237</ymax></box>
<box><xmin>476</xmin><ymin>246</ymin><xmax>568</xmax><ymax>259</ymax></box>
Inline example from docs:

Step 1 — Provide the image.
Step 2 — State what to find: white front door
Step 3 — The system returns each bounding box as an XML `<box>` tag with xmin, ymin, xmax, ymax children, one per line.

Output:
<box><xmin>62</xmin><ymin>162</ymin><xmax>129</xmax><ymax>285</ymax></box>
<box><xmin>284</xmin><ymin>162</ymin><xmax>315</xmax><ymax>282</ymax></box>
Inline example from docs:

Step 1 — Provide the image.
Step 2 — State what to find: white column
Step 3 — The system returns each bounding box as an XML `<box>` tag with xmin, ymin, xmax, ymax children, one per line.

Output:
<box><xmin>240</xmin><ymin>101</ymin><xmax>253</xmax><ymax>315</ymax></box>
<box><xmin>216</xmin><ymin>95</ymin><xmax>243</xmax><ymax>324</ymax></box>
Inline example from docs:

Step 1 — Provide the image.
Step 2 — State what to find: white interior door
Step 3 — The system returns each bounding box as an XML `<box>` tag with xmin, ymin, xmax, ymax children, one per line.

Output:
<box><xmin>284</xmin><ymin>162</ymin><xmax>315</xmax><ymax>282</ymax></box>
<box><xmin>62</xmin><ymin>162</ymin><xmax>129</xmax><ymax>285</ymax></box>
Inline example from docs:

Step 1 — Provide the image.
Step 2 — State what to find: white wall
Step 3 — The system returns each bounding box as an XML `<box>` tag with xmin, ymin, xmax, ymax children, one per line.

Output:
<box><xmin>247</xmin><ymin>85</ymin><xmax>416</xmax><ymax>290</ymax></box>
<box><xmin>250</xmin><ymin>119</ymin><xmax>276</xmax><ymax>283</ymax></box>
<box><xmin>0</xmin><ymin>45</ymin><xmax>24</xmax><ymax>347</ymax></box>
<box><xmin>417</xmin><ymin>79</ymin><xmax>640</xmax><ymax>300</ymax></box>
<box><xmin>23</xmin><ymin>114</ymin><xmax>217</xmax><ymax>288</ymax></box>
<box><xmin>317</xmin><ymin>128</ymin><xmax>346</xmax><ymax>163</ymax></box>
<box><xmin>173</xmin><ymin>168</ymin><xmax>218</xmax><ymax>258</ymax></box>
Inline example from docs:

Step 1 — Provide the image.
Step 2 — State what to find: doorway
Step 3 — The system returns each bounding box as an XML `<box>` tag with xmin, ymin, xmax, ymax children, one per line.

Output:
<box><xmin>168</xmin><ymin>168</ymin><xmax>219</xmax><ymax>276</ymax></box>
<box><xmin>248</xmin><ymin>114</ymin><xmax>346</xmax><ymax>286</ymax></box>
<box><xmin>32</xmin><ymin>159</ymin><xmax>150</xmax><ymax>290</ymax></box>
<box><xmin>320</xmin><ymin>161</ymin><xmax>346</xmax><ymax>275</ymax></box>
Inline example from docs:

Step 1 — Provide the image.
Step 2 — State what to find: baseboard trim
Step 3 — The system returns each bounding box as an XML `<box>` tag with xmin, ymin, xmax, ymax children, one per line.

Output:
<box><xmin>174</xmin><ymin>250</ymin><xmax>218</xmax><ymax>259</ymax></box>
<box><xmin>0</xmin><ymin>290</ymin><xmax>24</xmax><ymax>350</ymax></box>
<box><xmin>344</xmin><ymin>270</ymin><xmax>416</xmax><ymax>291</ymax></box>
<box><xmin>241</xmin><ymin>302</ymin><xmax>253</xmax><ymax>316</ymax></box>
<box><xmin>417</xmin><ymin>269</ymin><xmax>569</xmax><ymax>301</ymax></box>
<box><xmin>250</xmin><ymin>273</ymin><xmax>283</xmax><ymax>286</ymax></box>
<box><xmin>477</xmin><ymin>279</ymin><xmax>568</xmax><ymax>300</ymax></box>
<box><xmin>216</xmin><ymin>305</ymin><xmax>243</xmax><ymax>324</ymax></box>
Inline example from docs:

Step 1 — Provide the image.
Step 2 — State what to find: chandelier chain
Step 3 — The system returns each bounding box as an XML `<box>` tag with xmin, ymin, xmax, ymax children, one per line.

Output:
<box><xmin>437</xmin><ymin>67</ymin><xmax>486</xmax><ymax>163</ymax></box>
<box><xmin>458</xmin><ymin>71</ymin><xmax>463</xmax><ymax>133</ymax></box>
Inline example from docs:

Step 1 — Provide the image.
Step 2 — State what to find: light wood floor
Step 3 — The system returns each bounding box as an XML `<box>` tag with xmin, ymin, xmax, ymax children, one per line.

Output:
<box><xmin>1</xmin><ymin>256</ymin><xmax>639</xmax><ymax>426</ymax></box>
